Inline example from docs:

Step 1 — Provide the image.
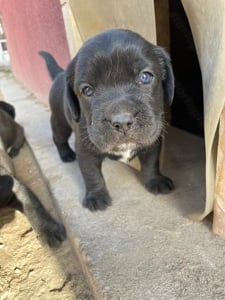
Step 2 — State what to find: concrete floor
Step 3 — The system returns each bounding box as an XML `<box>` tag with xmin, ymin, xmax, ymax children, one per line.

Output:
<box><xmin>1</xmin><ymin>72</ymin><xmax>225</xmax><ymax>300</ymax></box>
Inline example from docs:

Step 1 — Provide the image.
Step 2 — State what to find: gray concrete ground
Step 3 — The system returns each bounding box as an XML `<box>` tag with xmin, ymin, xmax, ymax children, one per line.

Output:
<box><xmin>1</xmin><ymin>72</ymin><xmax>225</xmax><ymax>300</ymax></box>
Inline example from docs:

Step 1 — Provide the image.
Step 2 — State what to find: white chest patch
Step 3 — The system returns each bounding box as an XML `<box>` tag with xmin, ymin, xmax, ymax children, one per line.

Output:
<box><xmin>109</xmin><ymin>143</ymin><xmax>136</xmax><ymax>164</ymax></box>
<box><xmin>119</xmin><ymin>149</ymin><xmax>133</xmax><ymax>163</ymax></box>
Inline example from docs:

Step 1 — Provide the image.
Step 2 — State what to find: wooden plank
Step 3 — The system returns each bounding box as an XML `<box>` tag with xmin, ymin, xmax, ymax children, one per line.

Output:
<box><xmin>68</xmin><ymin>0</ymin><xmax>156</xmax><ymax>44</ymax></box>
<box><xmin>213</xmin><ymin>107</ymin><xmax>225</xmax><ymax>238</ymax></box>
<box><xmin>60</xmin><ymin>0</ymin><xmax>83</xmax><ymax>57</ymax></box>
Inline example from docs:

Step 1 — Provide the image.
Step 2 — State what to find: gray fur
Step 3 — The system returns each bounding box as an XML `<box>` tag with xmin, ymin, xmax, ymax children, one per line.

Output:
<box><xmin>0</xmin><ymin>103</ymin><xmax>66</xmax><ymax>247</ymax></box>
<box><xmin>40</xmin><ymin>29</ymin><xmax>175</xmax><ymax>211</ymax></box>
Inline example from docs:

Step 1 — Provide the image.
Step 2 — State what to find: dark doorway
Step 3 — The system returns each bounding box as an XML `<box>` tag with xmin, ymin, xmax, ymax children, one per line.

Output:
<box><xmin>169</xmin><ymin>0</ymin><xmax>204</xmax><ymax>137</ymax></box>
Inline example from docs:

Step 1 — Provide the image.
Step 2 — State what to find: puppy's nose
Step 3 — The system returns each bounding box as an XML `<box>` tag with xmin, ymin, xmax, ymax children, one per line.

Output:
<box><xmin>111</xmin><ymin>113</ymin><xmax>134</xmax><ymax>133</ymax></box>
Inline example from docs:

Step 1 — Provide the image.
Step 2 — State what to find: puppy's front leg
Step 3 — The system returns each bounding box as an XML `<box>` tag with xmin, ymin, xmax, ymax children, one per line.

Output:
<box><xmin>0</xmin><ymin>175</ymin><xmax>66</xmax><ymax>248</ymax></box>
<box><xmin>138</xmin><ymin>139</ymin><xmax>174</xmax><ymax>194</ymax></box>
<box><xmin>77</xmin><ymin>152</ymin><xmax>111</xmax><ymax>211</ymax></box>
<box><xmin>8</xmin><ymin>125</ymin><xmax>25</xmax><ymax>158</ymax></box>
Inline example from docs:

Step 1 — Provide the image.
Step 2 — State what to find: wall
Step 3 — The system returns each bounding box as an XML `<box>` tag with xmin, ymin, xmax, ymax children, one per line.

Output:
<box><xmin>70</xmin><ymin>0</ymin><xmax>156</xmax><ymax>42</ymax></box>
<box><xmin>0</xmin><ymin>0</ymin><xmax>70</xmax><ymax>104</ymax></box>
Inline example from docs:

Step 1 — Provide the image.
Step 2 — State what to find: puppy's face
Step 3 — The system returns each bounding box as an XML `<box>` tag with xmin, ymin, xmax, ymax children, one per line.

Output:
<box><xmin>66</xmin><ymin>29</ymin><xmax>174</xmax><ymax>154</ymax></box>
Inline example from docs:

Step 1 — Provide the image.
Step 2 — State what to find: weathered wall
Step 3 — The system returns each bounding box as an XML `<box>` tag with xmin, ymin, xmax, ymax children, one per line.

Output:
<box><xmin>0</xmin><ymin>0</ymin><xmax>70</xmax><ymax>104</ymax></box>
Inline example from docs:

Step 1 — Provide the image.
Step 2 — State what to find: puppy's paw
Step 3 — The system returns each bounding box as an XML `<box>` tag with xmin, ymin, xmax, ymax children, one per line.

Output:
<box><xmin>42</xmin><ymin>221</ymin><xmax>67</xmax><ymax>248</ymax></box>
<box><xmin>83</xmin><ymin>189</ymin><xmax>112</xmax><ymax>211</ymax></box>
<box><xmin>60</xmin><ymin>149</ymin><xmax>76</xmax><ymax>162</ymax></box>
<box><xmin>145</xmin><ymin>175</ymin><xmax>174</xmax><ymax>195</ymax></box>
<box><xmin>8</xmin><ymin>147</ymin><xmax>20</xmax><ymax>158</ymax></box>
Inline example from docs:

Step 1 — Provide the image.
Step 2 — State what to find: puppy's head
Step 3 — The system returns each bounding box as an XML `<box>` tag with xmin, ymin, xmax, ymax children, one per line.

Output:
<box><xmin>65</xmin><ymin>29</ymin><xmax>174</xmax><ymax>154</ymax></box>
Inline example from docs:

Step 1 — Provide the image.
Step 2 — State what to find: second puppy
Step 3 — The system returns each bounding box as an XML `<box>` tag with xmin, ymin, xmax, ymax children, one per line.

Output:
<box><xmin>0</xmin><ymin>101</ymin><xmax>66</xmax><ymax>247</ymax></box>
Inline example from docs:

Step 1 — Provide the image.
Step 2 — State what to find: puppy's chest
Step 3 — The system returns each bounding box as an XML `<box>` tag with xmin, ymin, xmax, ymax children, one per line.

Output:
<box><xmin>118</xmin><ymin>149</ymin><xmax>134</xmax><ymax>163</ymax></box>
<box><xmin>108</xmin><ymin>145</ymin><xmax>137</xmax><ymax>163</ymax></box>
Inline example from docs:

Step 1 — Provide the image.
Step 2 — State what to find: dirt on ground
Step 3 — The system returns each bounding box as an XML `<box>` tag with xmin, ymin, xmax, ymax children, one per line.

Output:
<box><xmin>0</xmin><ymin>142</ymin><xmax>93</xmax><ymax>300</ymax></box>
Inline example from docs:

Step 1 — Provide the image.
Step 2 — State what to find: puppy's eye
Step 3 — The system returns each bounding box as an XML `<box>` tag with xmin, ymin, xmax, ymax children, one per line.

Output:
<box><xmin>82</xmin><ymin>85</ymin><xmax>94</xmax><ymax>97</ymax></box>
<box><xmin>139</xmin><ymin>71</ymin><xmax>153</xmax><ymax>84</ymax></box>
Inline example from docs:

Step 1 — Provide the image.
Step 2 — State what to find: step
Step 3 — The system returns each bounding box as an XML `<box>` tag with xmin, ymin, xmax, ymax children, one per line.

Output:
<box><xmin>2</xmin><ymin>72</ymin><xmax>225</xmax><ymax>300</ymax></box>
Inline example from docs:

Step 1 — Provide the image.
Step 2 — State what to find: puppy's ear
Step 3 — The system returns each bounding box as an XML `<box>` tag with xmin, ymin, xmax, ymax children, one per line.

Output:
<box><xmin>155</xmin><ymin>47</ymin><xmax>175</xmax><ymax>105</ymax></box>
<box><xmin>64</xmin><ymin>60</ymin><xmax>80</xmax><ymax>122</ymax></box>
<box><xmin>64</xmin><ymin>82</ymin><xmax>80</xmax><ymax>122</ymax></box>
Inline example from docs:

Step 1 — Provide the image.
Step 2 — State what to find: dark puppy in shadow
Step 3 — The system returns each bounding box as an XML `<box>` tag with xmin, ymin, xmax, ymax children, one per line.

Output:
<box><xmin>39</xmin><ymin>29</ymin><xmax>175</xmax><ymax>211</ymax></box>
<box><xmin>0</xmin><ymin>101</ymin><xmax>66</xmax><ymax>247</ymax></box>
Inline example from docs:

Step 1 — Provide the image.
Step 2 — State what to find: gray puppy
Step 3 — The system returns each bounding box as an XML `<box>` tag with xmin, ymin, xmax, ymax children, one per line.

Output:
<box><xmin>39</xmin><ymin>29</ymin><xmax>175</xmax><ymax>211</ymax></box>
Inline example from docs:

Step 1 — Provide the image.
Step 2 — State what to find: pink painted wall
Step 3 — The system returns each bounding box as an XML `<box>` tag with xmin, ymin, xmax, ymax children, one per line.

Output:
<box><xmin>0</xmin><ymin>0</ymin><xmax>70</xmax><ymax>104</ymax></box>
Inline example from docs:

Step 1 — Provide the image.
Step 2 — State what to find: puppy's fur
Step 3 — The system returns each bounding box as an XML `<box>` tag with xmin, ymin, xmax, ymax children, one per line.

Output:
<box><xmin>0</xmin><ymin>102</ymin><xmax>66</xmax><ymax>247</ymax></box>
<box><xmin>0</xmin><ymin>101</ymin><xmax>24</xmax><ymax>157</ymax></box>
<box><xmin>0</xmin><ymin>147</ymin><xmax>66</xmax><ymax>247</ymax></box>
<box><xmin>0</xmin><ymin>101</ymin><xmax>15</xmax><ymax>119</ymax></box>
<box><xmin>40</xmin><ymin>29</ymin><xmax>175</xmax><ymax>211</ymax></box>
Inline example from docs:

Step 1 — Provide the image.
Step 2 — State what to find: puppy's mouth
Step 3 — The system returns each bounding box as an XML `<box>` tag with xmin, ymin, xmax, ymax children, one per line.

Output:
<box><xmin>110</xmin><ymin>142</ymin><xmax>137</xmax><ymax>152</ymax></box>
<box><xmin>87</xmin><ymin>106</ymin><xmax>164</xmax><ymax>154</ymax></box>
<box><xmin>88</xmin><ymin>122</ymin><xmax>163</xmax><ymax>154</ymax></box>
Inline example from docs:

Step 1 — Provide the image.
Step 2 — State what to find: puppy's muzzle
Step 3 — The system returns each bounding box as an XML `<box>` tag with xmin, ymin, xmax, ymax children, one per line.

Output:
<box><xmin>110</xmin><ymin>112</ymin><xmax>134</xmax><ymax>134</ymax></box>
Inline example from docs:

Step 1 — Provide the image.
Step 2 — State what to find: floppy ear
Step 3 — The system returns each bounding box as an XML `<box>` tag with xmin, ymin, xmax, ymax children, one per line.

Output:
<box><xmin>64</xmin><ymin>82</ymin><xmax>80</xmax><ymax>122</ymax></box>
<box><xmin>64</xmin><ymin>59</ymin><xmax>80</xmax><ymax>122</ymax></box>
<box><xmin>155</xmin><ymin>47</ymin><xmax>175</xmax><ymax>105</ymax></box>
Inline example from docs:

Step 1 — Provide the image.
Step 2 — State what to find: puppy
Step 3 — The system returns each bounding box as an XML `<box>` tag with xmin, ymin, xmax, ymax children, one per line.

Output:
<box><xmin>0</xmin><ymin>102</ymin><xmax>66</xmax><ymax>247</ymax></box>
<box><xmin>0</xmin><ymin>101</ymin><xmax>24</xmax><ymax>157</ymax></box>
<box><xmin>39</xmin><ymin>29</ymin><xmax>175</xmax><ymax>211</ymax></box>
<box><xmin>0</xmin><ymin>100</ymin><xmax>16</xmax><ymax>119</ymax></box>
<box><xmin>0</xmin><ymin>139</ymin><xmax>66</xmax><ymax>248</ymax></box>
